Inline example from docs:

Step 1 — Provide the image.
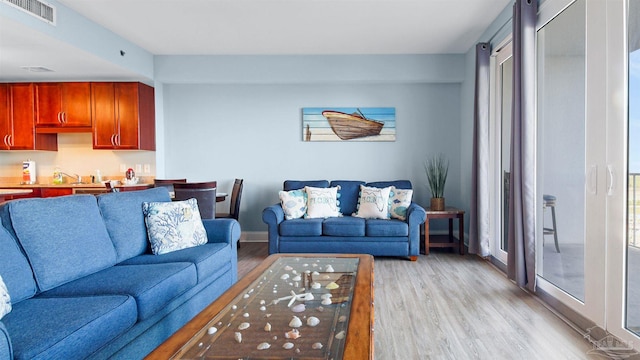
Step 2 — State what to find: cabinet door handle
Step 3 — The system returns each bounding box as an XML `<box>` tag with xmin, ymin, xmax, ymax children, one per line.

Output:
<box><xmin>110</xmin><ymin>134</ymin><xmax>116</xmax><ymax>147</ymax></box>
<box><xmin>3</xmin><ymin>134</ymin><xmax>8</xmax><ymax>146</ymax></box>
<box><xmin>115</xmin><ymin>134</ymin><xmax>120</xmax><ymax>146</ymax></box>
<box><xmin>7</xmin><ymin>134</ymin><xmax>12</xmax><ymax>146</ymax></box>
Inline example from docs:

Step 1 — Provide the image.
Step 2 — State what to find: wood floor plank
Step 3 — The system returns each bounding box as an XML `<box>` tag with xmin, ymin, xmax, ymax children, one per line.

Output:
<box><xmin>237</xmin><ymin>243</ymin><xmax>598</xmax><ymax>359</ymax></box>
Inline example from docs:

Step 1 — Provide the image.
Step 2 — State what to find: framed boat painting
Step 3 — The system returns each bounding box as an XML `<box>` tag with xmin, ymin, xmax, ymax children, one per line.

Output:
<box><xmin>302</xmin><ymin>107</ymin><xmax>396</xmax><ymax>142</ymax></box>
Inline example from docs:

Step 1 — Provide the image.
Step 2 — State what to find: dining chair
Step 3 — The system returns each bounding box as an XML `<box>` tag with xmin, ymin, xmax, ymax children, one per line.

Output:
<box><xmin>216</xmin><ymin>179</ymin><xmax>243</xmax><ymax>249</ymax></box>
<box><xmin>173</xmin><ymin>181</ymin><xmax>217</xmax><ymax>219</ymax></box>
<box><xmin>154</xmin><ymin>178</ymin><xmax>187</xmax><ymax>194</ymax></box>
<box><xmin>216</xmin><ymin>179</ymin><xmax>244</xmax><ymax>221</ymax></box>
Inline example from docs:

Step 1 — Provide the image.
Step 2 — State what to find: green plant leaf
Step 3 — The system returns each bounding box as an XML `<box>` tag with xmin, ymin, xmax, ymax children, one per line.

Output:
<box><xmin>425</xmin><ymin>153</ymin><xmax>449</xmax><ymax>198</ymax></box>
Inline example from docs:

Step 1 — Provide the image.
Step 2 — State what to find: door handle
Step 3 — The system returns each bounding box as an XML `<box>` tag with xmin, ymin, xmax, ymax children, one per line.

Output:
<box><xmin>607</xmin><ymin>165</ymin><xmax>615</xmax><ymax>196</ymax></box>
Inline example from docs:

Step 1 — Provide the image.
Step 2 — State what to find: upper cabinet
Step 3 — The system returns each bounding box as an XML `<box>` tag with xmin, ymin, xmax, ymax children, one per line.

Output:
<box><xmin>92</xmin><ymin>82</ymin><xmax>155</xmax><ymax>150</ymax></box>
<box><xmin>0</xmin><ymin>83</ymin><xmax>57</xmax><ymax>151</ymax></box>
<box><xmin>35</xmin><ymin>82</ymin><xmax>92</xmax><ymax>131</ymax></box>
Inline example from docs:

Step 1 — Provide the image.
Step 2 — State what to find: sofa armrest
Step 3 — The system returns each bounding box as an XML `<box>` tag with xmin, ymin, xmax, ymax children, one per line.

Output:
<box><xmin>262</xmin><ymin>204</ymin><xmax>285</xmax><ymax>225</ymax></box>
<box><xmin>406</xmin><ymin>202</ymin><xmax>427</xmax><ymax>256</ymax></box>
<box><xmin>406</xmin><ymin>202</ymin><xmax>426</xmax><ymax>225</ymax></box>
<box><xmin>262</xmin><ymin>204</ymin><xmax>285</xmax><ymax>254</ymax></box>
<box><xmin>0</xmin><ymin>322</ymin><xmax>12</xmax><ymax>360</ymax></box>
<box><xmin>202</xmin><ymin>218</ymin><xmax>241</xmax><ymax>248</ymax></box>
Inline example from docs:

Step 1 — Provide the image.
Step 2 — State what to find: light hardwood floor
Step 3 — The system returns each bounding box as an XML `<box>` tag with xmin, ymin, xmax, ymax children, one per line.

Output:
<box><xmin>236</xmin><ymin>243</ymin><xmax>599</xmax><ymax>359</ymax></box>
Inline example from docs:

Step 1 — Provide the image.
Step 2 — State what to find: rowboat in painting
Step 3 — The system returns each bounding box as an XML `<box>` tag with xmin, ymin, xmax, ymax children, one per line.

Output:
<box><xmin>322</xmin><ymin>109</ymin><xmax>385</xmax><ymax>140</ymax></box>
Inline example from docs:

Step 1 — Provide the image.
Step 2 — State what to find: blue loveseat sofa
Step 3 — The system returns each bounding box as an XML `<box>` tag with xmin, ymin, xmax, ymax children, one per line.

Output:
<box><xmin>0</xmin><ymin>187</ymin><xmax>240</xmax><ymax>360</ymax></box>
<box><xmin>262</xmin><ymin>180</ymin><xmax>426</xmax><ymax>261</ymax></box>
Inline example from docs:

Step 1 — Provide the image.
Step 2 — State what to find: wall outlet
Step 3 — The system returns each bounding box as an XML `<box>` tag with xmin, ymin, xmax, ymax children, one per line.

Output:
<box><xmin>143</xmin><ymin>164</ymin><xmax>151</xmax><ymax>174</ymax></box>
<box><xmin>135</xmin><ymin>164</ymin><xmax>142</xmax><ymax>173</ymax></box>
<box><xmin>120</xmin><ymin>164</ymin><xmax>127</xmax><ymax>173</ymax></box>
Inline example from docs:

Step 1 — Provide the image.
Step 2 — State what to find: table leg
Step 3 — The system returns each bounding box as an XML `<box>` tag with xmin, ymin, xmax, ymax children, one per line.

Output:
<box><xmin>448</xmin><ymin>219</ymin><xmax>453</xmax><ymax>242</ymax></box>
<box><xmin>424</xmin><ymin>218</ymin><xmax>430</xmax><ymax>255</ymax></box>
<box><xmin>459</xmin><ymin>215</ymin><xmax>465</xmax><ymax>255</ymax></box>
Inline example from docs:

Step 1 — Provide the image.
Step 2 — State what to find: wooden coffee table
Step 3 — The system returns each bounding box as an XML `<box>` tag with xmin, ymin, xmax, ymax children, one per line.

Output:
<box><xmin>146</xmin><ymin>253</ymin><xmax>374</xmax><ymax>360</ymax></box>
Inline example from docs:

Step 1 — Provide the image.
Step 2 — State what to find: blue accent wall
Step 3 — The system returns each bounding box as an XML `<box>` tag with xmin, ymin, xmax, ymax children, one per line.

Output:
<box><xmin>155</xmin><ymin>55</ymin><xmax>464</xmax><ymax>232</ymax></box>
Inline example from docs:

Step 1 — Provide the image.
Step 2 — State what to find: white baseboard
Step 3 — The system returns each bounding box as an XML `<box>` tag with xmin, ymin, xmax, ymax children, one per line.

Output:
<box><xmin>240</xmin><ymin>231</ymin><xmax>268</xmax><ymax>243</ymax></box>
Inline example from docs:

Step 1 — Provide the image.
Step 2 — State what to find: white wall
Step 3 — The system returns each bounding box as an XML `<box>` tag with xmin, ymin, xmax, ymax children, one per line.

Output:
<box><xmin>156</xmin><ymin>55</ymin><xmax>463</xmax><ymax>232</ymax></box>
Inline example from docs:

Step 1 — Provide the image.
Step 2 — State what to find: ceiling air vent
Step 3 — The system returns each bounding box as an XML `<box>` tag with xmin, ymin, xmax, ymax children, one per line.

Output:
<box><xmin>2</xmin><ymin>0</ymin><xmax>56</xmax><ymax>24</ymax></box>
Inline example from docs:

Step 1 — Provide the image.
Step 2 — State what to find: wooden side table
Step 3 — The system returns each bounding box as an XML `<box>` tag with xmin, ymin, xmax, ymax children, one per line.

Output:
<box><xmin>424</xmin><ymin>206</ymin><xmax>465</xmax><ymax>255</ymax></box>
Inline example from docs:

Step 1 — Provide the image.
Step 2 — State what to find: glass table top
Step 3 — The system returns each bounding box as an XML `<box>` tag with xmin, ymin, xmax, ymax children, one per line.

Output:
<box><xmin>172</xmin><ymin>257</ymin><xmax>360</xmax><ymax>359</ymax></box>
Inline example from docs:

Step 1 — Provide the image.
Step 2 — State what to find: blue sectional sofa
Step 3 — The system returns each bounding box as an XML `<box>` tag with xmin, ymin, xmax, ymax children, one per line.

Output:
<box><xmin>263</xmin><ymin>180</ymin><xmax>426</xmax><ymax>261</ymax></box>
<box><xmin>0</xmin><ymin>187</ymin><xmax>240</xmax><ymax>360</ymax></box>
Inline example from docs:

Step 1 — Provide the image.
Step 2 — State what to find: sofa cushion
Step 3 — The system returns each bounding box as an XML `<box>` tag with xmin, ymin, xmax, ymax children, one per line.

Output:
<box><xmin>143</xmin><ymin>198</ymin><xmax>208</xmax><ymax>255</ymax></box>
<box><xmin>305</xmin><ymin>186</ymin><xmax>341</xmax><ymax>218</ymax></box>
<box><xmin>280</xmin><ymin>218</ymin><xmax>323</xmax><ymax>236</ymax></box>
<box><xmin>0</xmin><ymin>322</ymin><xmax>11</xmax><ymax>360</ymax></box>
<box><xmin>329</xmin><ymin>180</ymin><xmax>364</xmax><ymax>215</ymax></box>
<box><xmin>42</xmin><ymin>262</ymin><xmax>197</xmax><ymax>321</ymax></box>
<box><xmin>366</xmin><ymin>219</ymin><xmax>409</xmax><ymax>237</ymax></box>
<box><xmin>284</xmin><ymin>180</ymin><xmax>329</xmax><ymax>191</ymax></box>
<box><xmin>118</xmin><ymin>242</ymin><xmax>231</xmax><ymax>283</ymax></box>
<box><xmin>3</xmin><ymin>295</ymin><xmax>136</xmax><ymax>360</ymax></box>
<box><xmin>353</xmin><ymin>185</ymin><xmax>392</xmax><ymax>219</ymax></box>
<box><xmin>0</xmin><ymin>226</ymin><xmax>36</xmax><ymax>303</ymax></box>
<box><xmin>8</xmin><ymin>195</ymin><xmax>117</xmax><ymax>292</ymax></box>
<box><xmin>367</xmin><ymin>180</ymin><xmax>412</xmax><ymax>190</ymax></box>
<box><xmin>323</xmin><ymin>216</ymin><xmax>365</xmax><ymax>236</ymax></box>
<box><xmin>98</xmin><ymin>187</ymin><xmax>172</xmax><ymax>262</ymax></box>
<box><xmin>279</xmin><ymin>189</ymin><xmax>307</xmax><ymax>220</ymax></box>
<box><xmin>0</xmin><ymin>276</ymin><xmax>10</xmax><ymax>321</ymax></box>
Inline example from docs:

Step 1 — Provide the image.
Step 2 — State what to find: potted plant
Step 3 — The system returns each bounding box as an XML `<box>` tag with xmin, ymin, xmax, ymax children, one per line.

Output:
<box><xmin>425</xmin><ymin>153</ymin><xmax>449</xmax><ymax>211</ymax></box>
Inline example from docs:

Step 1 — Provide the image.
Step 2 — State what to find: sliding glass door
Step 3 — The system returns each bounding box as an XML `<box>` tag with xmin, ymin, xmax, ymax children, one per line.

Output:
<box><xmin>627</xmin><ymin>0</ymin><xmax>640</xmax><ymax>339</ymax></box>
<box><xmin>535</xmin><ymin>0</ymin><xmax>606</xmax><ymax>327</ymax></box>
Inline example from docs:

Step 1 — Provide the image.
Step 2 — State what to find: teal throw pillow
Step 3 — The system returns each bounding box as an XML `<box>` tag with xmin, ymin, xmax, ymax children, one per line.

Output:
<box><xmin>389</xmin><ymin>186</ymin><xmax>413</xmax><ymax>220</ymax></box>
<box><xmin>279</xmin><ymin>189</ymin><xmax>307</xmax><ymax>220</ymax></box>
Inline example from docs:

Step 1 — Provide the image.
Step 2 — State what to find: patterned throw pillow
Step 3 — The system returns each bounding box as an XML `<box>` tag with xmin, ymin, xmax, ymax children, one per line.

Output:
<box><xmin>353</xmin><ymin>185</ymin><xmax>392</xmax><ymax>219</ymax></box>
<box><xmin>0</xmin><ymin>275</ymin><xmax>11</xmax><ymax>321</ymax></box>
<box><xmin>389</xmin><ymin>186</ymin><xmax>414</xmax><ymax>220</ymax></box>
<box><xmin>143</xmin><ymin>199</ymin><xmax>208</xmax><ymax>255</ymax></box>
<box><xmin>304</xmin><ymin>186</ymin><xmax>342</xmax><ymax>218</ymax></box>
<box><xmin>279</xmin><ymin>189</ymin><xmax>307</xmax><ymax>220</ymax></box>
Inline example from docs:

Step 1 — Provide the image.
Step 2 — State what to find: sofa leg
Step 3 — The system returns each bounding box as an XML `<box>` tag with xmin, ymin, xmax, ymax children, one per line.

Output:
<box><xmin>409</xmin><ymin>256</ymin><xmax>418</xmax><ymax>262</ymax></box>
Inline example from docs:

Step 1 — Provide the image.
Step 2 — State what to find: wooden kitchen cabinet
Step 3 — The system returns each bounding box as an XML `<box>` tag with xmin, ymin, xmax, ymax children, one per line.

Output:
<box><xmin>92</xmin><ymin>82</ymin><xmax>155</xmax><ymax>150</ymax></box>
<box><xmin>0</xmin><ymin>83</ymin><xmax>57</xmax><ymax>151</ymax></box>
<box><xmin>35</xmin><ymin>82</ymin><xmax>92</xmax><ymax>131</ymax></box>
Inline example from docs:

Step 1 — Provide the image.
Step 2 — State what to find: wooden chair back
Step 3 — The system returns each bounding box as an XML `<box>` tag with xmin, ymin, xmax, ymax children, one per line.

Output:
<box><xmin>154</xmin><ymin>178</ymin><xmax>187</xmax><ymax>193</ymax></box>
<box><xmin>173</xmin><ymin>181</ymin><xmax>217</xmax><ymax>219</ymax></box>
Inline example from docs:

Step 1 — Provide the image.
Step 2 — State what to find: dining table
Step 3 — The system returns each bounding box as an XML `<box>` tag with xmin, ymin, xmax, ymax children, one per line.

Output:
<box><xmin>169</xmin><ymin>192</ymin><xmax>227</xmax><ymax>202</ymax></box>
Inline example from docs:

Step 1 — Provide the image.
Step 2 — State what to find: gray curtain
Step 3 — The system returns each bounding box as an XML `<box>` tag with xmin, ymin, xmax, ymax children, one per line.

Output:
<box><xmin>507</xmin><ymin>0</ymin><xmax>537</xmax><ymax>292</ymax></box>
<box><xmin>469</xmin><ymin>42</ymin><xmax>491</xmax><ymax>257</ymax></box>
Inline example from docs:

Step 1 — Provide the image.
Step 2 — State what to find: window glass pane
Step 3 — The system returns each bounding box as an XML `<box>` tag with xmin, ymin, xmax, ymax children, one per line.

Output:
<box><xmin>536</xmin><ymin>0</ymin><xmax>586</xmax><ymax>301</ymax></box>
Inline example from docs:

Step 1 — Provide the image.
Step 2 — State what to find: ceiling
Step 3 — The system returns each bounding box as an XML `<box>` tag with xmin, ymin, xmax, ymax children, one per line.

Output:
<box><xmin>1</xmin><ymin>0</ymin><xmax>512</xmax><ymax>81</ymax></box>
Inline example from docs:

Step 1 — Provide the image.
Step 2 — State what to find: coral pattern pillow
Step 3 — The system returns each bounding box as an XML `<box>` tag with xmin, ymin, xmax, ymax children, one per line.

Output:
<box><xmin>143</xmin><ymin>199</ymin><xmax>208</xmax><ymax>255</ymax></box>
<box><xmin>354</xmin><ymin>185</ymin><xmax>392</xmax><ymax>219</ymax></box>
<box><xmin>279</xmin><ymin>189</ymin><xmax>307</xmax><ymax>220</ymax></box>
<box><xmin>304</xmin><ymin>186</ymin><xmax>342</xmax><ymax>218</ymax></box>
<box><xmin>0</xmin><ymin>275</ymin><xmax>11</xmax><ymax>321</ymax></box>
<box><xmin>389</xmin><ymin>187</ymin><xmax>413</xmax><ymax>220</ymax></box>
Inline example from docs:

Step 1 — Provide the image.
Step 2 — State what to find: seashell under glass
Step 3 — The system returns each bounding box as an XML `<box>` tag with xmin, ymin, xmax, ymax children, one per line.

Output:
<box><xmin>285</xmin><ymin>328</ymin><xmax>301</xmax><ymax>339</ymax></box>
<box><xmin>306</xmin><ymin>316</ymin><xmax>320</xmax><ymax>327</ymax></box>
<box><xmin>289</xmin><ymin>316</ymin><xmax>302</xmax><ymax>327</ymax></box>
<box><xmin>257</xmin><ymin>342</ymin><xmax>271</xmax><ymax>350</ymax></box>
